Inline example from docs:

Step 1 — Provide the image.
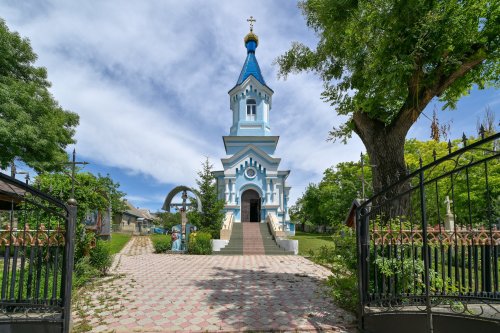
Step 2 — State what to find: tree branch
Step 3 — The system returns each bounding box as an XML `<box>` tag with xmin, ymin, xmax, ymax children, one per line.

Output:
<box><xmin>392</xmin><ymin>50</ymin><xmax>486</xmax><ymax>133</ymax></box>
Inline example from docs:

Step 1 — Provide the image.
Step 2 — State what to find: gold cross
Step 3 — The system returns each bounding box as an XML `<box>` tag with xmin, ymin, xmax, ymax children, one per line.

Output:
<box><xmin>247</xmin><ymin>16</ymin><xmax>256</xmax><ymax>31</ymax></box>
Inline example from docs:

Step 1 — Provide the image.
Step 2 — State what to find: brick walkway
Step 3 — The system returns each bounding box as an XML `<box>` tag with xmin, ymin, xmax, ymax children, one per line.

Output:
<box><xmin>72</xmin><ymin>236</ymin><xmax>356</xmax><ymax>332</ymax></box>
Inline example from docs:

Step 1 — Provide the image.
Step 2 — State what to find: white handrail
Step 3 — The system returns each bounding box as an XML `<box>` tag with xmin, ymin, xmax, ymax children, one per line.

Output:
<box><xmin>220</xmin><ymin>212</ymin><xmax>234</xmax><ymax>240</ymax></box>
<box><xmin>266</xmin><ymin>213</ymin><xmax>286</xmax><ymax>238</ymax></box>
<box><xmin>222</xmin><ymin>212</ymin><xmax>233</xmax><ymax>230</ymax></box>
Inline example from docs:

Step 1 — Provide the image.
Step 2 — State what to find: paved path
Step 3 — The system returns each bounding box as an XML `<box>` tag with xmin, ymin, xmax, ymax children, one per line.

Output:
<box><xmin>72</xmin><ymin>236</ymin><xmax>356</xmax><ymax>332</ymax></box>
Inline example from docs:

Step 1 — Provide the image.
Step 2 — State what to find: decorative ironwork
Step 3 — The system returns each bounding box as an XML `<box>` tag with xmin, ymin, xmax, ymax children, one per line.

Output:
<box><xmin>0</xmin><ymin>171</ymin><xmax>76</xmax><ymax>333</ymax></box>
<box><xmin>372</xmin><ymin>225</ymin><xmax>500</xmax><ymax>246</ymax></box>
<box><xmin>356</xmin><ymin>132</ymin><xmax>500</xmax><ymax>332</ymax></box>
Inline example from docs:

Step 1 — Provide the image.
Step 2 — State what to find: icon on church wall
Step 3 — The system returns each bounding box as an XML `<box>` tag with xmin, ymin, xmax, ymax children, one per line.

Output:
<box><xmin>245</xmin><ymin>167</ymin><xmax>257</xmax><ymax>179</ymax></box>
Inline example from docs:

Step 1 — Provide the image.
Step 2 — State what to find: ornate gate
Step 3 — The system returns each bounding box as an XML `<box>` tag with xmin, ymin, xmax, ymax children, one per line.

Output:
<box><xmin>356</xmin><ymin>131</ymin><xmax>500</xmax><ymax>333</ymax></box>
<box><xmin>0</xmin><ymin>172</ymin><xmax>76</xmax><ymax>333</ymax></box>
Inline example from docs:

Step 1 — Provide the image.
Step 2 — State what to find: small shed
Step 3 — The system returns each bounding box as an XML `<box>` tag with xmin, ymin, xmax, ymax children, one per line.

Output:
<box><xmin>344</xmin><ymin>199</ymin><xmax>371</xmax><ymax>229</ymax></box>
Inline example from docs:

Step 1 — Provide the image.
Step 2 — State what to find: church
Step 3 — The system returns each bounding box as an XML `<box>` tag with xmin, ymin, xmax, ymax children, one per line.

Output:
<box><xmin>213</xmin><ymin>20</ymin><xmax>291</xmax><ymax>230</ymax></box>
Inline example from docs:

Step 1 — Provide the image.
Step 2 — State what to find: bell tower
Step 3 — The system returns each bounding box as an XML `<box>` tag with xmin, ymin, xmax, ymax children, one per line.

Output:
<box><xmin>228</xmin><ymin>18</ymin><xmax>273</xmax><ymax>137</ymax></box>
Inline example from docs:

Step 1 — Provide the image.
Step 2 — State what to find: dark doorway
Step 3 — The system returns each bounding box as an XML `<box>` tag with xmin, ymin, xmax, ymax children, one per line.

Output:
<box><xmin>241</xmin><ymin>189</ymin><xmax>261</xmax><ymax>222</ymax></box>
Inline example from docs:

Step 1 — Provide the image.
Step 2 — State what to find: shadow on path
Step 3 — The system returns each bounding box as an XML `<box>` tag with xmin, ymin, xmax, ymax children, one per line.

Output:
<box><xmin>195</xmin><ymin>266</ymin><xmax>356</xmax><ymax>332</ymax></box>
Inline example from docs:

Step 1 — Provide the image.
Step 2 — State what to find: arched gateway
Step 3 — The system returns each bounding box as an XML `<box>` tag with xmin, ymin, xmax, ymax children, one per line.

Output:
<box><xmin>241</xmin><ymin>189</ymin><xmax>260</xmax><ymax>222</ymax></box>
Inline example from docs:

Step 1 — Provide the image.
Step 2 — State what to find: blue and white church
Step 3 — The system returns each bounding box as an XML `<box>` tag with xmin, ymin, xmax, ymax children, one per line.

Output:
<box><xmin>214</xmin><ymin>24</ymin><xmax>291</xmax><ymax>229</ymax></box>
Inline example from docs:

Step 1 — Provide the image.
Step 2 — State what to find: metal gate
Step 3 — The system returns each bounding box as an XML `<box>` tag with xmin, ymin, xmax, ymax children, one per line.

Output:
<box><xmin>356</xmin><ymin>131</ymin><xmax>500</xmax><ymax>333</ymax></box>
<box><xmin>0</xmin><ymin>172</ymin><xmax>76</xmax><ymax>333</ymax></box>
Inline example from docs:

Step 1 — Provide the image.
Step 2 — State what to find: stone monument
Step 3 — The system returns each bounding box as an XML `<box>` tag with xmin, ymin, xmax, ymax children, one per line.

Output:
<box><xmin>444</xmin><ymin>196</ymin><xmax>454</xmax><ymax>231</ymax></box>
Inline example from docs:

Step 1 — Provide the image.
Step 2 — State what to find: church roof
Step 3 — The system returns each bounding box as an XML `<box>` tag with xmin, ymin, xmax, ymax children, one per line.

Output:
<box><xmin>221</xmin><ymin>144</ymin><xmax>281</xmax><ymax>166</ymax></box>
<box><xmin>237</xmin><ymin>51</ymin><xmax>266</xmax><ymax>86</ymax></box>
<box><xmin>234</xmin><ymin>29</ymin><xmax>271</xmax><ymax>91</ymax></box>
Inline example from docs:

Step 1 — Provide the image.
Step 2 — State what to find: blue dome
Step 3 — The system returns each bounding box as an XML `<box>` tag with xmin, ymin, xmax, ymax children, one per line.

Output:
<box><xmin>236</xmin><ymin>40</ymin><xmax>266</xmax><ymax>86</ymax></box>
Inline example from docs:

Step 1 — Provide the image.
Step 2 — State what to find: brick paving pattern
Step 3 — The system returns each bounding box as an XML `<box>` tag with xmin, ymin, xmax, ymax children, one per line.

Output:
<box><xmin>72</xmin><ymin>236</ymin><xmax>356</xmax><ymax>332</ymax></box>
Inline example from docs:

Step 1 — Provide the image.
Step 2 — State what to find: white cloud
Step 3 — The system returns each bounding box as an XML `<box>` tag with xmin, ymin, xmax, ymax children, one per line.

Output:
<box><xmin>1</xmin><ymin>0</ymin><xmax>368</xmax><ymax>207</ymax></box>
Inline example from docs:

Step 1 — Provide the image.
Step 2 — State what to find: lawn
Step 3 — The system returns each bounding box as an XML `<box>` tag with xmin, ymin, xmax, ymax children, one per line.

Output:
<box><xmin>109</xmin><ymin>233</ymin><xmax>132</xmax><ymax>254</ymax></box>
<box><xmin>149</xmin><ymin>234</ymin><xmax>169</xmax><ymax>244</ymax></box>
<box><xmin>291</xmin><ymin>231</ymin><xmax>334</xmax><ymax>255</ymax></box>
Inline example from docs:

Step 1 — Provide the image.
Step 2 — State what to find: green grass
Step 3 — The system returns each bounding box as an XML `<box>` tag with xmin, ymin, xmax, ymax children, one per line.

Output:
<box><xmin>291</xmin><ymin>231</ymin><xmax>334</xmax><ymax>255</ymax></box>
<box><xmin>149</xmin><ymin>234</ymin><xmax>169</xmax><ymax>243</ymax></box>
<box><xmin>108</xmin><ymin>233</ymin><xmax>132</xmax><ymax>254</ymax></box>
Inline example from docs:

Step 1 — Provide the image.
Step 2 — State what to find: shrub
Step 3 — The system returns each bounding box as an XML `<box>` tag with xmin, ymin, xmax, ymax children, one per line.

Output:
<box><xmin>89</xmin><ymin>239</ymin><xmax>113</xmax><ymax>275</ymax></box>
<box><xmin>309</xmin><ymin>226</ymin><xmax>358</xmax><ymax>313</ymax></box>
<box><xmin>188</xmin><ymin>231</ymin><xmax>212</xmax><ymax>255</ymax></box>
<box><xmin>152</xmin><ymin>235</ymin><xmax>171</xmax><ymax>253</ymax></box>
<box><xmin>74</xmin><ymin>257</ymin><xmax>99</xmax><ymax>288</ymax></box>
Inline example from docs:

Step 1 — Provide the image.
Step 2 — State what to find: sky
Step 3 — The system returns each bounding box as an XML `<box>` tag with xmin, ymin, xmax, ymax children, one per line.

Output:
<box><xmin>1</xmin><ymin>0</ymin><xmax>499</xmax><ymax>212</ymax></box>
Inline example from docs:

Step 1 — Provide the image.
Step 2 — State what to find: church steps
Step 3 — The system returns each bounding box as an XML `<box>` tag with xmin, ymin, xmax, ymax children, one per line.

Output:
<box><xmin>215</xmin><ymin>222</ymin><xmax>294</xmax><ymax>255</ymax></box>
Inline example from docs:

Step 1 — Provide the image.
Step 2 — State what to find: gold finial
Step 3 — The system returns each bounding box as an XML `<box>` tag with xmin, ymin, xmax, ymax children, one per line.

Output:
<box><xmin>247</xmin><ymin>16</ymin><xmax>256</xmax><ymax>32</ymax></box>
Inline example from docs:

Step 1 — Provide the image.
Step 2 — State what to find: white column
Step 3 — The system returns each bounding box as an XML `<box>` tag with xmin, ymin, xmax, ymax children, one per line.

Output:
<box><xmin>224</xmin><ymin>179</ymin><xmax>229</xmax><ymax>203</ymax></box>
<box><xmin>266</xmin><ymin>179</ymin><xmax>271</xmax><ymax>204</ymax></box>
<box><xmin>230</xmin><ymin>181</ymin><xmax>236</xmax><ymax>204</ymax></box>
<box><xmin>272</xmin><ymin>181</ymin><xmax>278</xmax><ymax>204</ymax></box>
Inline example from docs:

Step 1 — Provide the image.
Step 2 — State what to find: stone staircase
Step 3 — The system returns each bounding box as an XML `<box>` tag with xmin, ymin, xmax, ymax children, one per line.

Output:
<box><xmin>216</xmin><ymin>222</ymin><xmax>294</xmax><ymax>255</ymax></box>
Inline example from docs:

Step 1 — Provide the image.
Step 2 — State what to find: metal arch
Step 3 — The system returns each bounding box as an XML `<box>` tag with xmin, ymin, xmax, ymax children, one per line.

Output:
<box><xmin>162</xmin><ymin>185</ymin><xmax>202</xmax><ymax>212</ymax></box>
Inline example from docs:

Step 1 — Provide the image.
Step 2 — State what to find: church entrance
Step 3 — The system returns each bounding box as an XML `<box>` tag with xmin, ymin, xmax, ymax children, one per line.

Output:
<box><xmin>241</xmin><ymin>189</ymin><xmax>261</xmax><ymax>222</ymax></box>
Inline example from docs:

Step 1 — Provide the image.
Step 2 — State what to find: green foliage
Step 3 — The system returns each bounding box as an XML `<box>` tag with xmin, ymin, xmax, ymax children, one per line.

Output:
<box><xmin>155</xmin><ymin>211</ymin><xmax>181</xmax><ymax>230</ymax></box>
<box><xmin>151</xmin><ymin>234</ymin><xmax>171</xmax><ymax>253</ymax></box>
<box><xmin>0</xmin><ymin>19</ymin><xmax>79</xmax><ymax>171</ymax></box>
<box><xmin>188</xmin><ymin>231</ymin><xmax>212</xmax><ymax>255</ymax></box>
<box><xmin>277</xmin><ymin>0</ymin><xmax>499</xmax><ymax>192</ymax></box>
<box><xmin>73</xmin><ymin>257</ymin><xmax>99</xmax><ymax>289</ymax></box>
<box><xmin>309</xmin><ymin>226</ymin><xmax>358</xmax><ymax>313</ymax></box>
<box><xmin>277</xmin><ymin>0</ymin><xmax>499</xmax><ymax>137</ymax></box>
<box><xmin>89</xmin><ymin>240</ymin><xmax>113</xmax><ymax>275</ymax></box>
<box><xmin>190</xmin><ymin>158</ymin><xmax>225</xmax><ymax>238</ymax></box>
<box><xmin>34</xmin><ymin>171</ymin><xmax>126</xmax><ymax>263</ymax></box>
<box><xmin>374</xmin><ymin>254</ymin><xmax>462</xmax><ymax>295</ymax></box>
<box><xmin>35</xmin><ymin>171</ymin><xmax>126</xmax><ymax>221</ymax></box>
<box><xmin>292</xmin><ymin>136</ymin><xmax>499</xmax><ymax>229</ymax></box>
<box><xmin>291</xmin><ymin>156</ymin><xmax>372</xmax><ymax>229</ymax></box>
<box><xmin>405</xmin><ymin>136</ymin><xmax>499</xmax><ymax>228</ymax></box>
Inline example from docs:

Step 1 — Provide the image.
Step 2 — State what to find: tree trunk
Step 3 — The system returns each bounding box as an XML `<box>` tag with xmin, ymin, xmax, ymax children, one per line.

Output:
<box><xmin>353</xmin><ymin>112</ymin><xmax>408</xmax><ymax>195</ymax></box>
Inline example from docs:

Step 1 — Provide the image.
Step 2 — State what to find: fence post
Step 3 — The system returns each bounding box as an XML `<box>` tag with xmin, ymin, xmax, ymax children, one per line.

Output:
<box><xmin>356</xmin><ymin>206</ymin><xmax>369</xmax><ymax>330</ymax></box>
<box><xmin>419</xmin><ymin>159</ymin><xmax>433</xmax><ymax>333</ymax></box>
<box><xmin>62</xmin><ymin>199</ymin><xmax>77</xmax><ymax>333</ymax></box>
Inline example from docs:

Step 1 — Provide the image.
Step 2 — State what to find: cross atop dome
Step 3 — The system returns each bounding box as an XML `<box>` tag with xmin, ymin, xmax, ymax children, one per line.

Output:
<box><xmin>247</xmin><ymin>16</ymin><xmax>256</xmax><ymax>32</ymax></box>
<box><xmin>244</xmin><ymin>16</ymin><xmax>259</xmax><ymax>48</ymax></box>
<box><xmin>237</xmin><ymin>16</ymin><xmax>267</xmax><ymax>88</ymax></box>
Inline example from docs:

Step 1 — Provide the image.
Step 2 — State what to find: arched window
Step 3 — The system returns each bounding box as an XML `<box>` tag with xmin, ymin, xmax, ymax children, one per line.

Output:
<box><xmin>246</xmin><ymin>99</ymin><xmax>256</xmax><ymax>121</ymax></box>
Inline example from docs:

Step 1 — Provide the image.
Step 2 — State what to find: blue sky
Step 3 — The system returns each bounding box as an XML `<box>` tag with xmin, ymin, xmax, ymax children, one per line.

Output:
<box><xmin>2</xmin><ymin>0</ymin><xmax>498</xmax><ymax>212</ymax></box>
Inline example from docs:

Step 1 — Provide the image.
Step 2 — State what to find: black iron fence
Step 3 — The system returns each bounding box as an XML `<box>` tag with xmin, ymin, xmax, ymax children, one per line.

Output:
<box><xmin>0</xmin><ymin>172</ymin><xmax>76</xmax><ymax>333</ymax></box>
<box><xmin>356</xmin><ymin>131</ymin><xmax>500</xmax><ymax>333</ymax></box>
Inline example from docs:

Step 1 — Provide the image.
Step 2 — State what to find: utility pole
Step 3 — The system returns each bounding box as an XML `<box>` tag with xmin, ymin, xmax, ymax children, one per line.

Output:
<box><xmin>66</xmin><ymin>149</ymin><xmax>88</xmax><ymax>200</ymax></box>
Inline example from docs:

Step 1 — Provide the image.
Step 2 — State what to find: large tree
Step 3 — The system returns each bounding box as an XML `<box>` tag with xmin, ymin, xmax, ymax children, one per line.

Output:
<box><xmin>292</xmin><ymin>136</ymin><xmax>499</xmax><ymax>229</ymax></box>
<box><xmin>0</xmin><ymin>19</ymin><xmax>79</xmax><ymax>171</ymax></box>
<box><xmin>277</xmin><ymin>0</ymin><xmax>499</xmax><ymax>192</ymax></box>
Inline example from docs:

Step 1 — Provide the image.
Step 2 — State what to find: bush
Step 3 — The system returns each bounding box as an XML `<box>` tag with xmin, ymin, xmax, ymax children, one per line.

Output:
<box><xmin>89</xmin><ymin>240</ymin><xmax>113</xmax><ymax>275</ymax></box>
<box><xmin>309</xmin><ymin>226</ymin><xmax>358</xmax><ymax>313</ymax></box>
<box><xmin>74</xmin><ymin>257</ymin><xmax>99</xmax><ymax>288</ymax></box>
<box><xmin>152</xmin><ymin>235</ymin><xmax>171</xmax><ymax>253</ymax></box>
<box><xmin>188</xmin><ymin>231</ymin><xmax>212</xmax><ymax>255</ymax></box>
